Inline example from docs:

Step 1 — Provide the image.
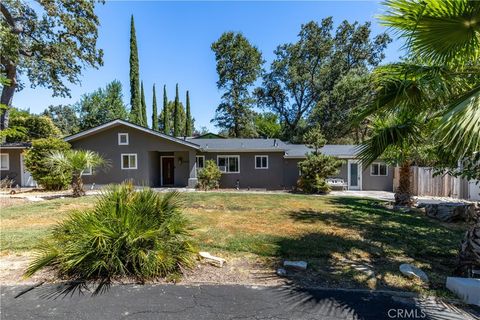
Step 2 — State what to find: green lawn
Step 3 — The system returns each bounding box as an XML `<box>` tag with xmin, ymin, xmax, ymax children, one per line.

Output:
<box><xmin>0</xmin><ymin>192</ymin><xmax>465</xmax><ymax>294</ymax></box>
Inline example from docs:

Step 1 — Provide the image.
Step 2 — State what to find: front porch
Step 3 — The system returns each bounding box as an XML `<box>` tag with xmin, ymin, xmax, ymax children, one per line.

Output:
<box><xmin>148</xmin><ymin>150</ymin><xmax>198</xmax><ymax>188</ymax></box>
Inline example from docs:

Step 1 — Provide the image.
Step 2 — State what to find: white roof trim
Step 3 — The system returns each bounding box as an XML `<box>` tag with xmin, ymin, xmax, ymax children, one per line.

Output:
<box><xmin>64</xmin><ymin>119</ymin><xmax>201</xmax><ymax>149</ymax></box>
<box><xmin>201</xmin><ymin>148</ymin><xmax>285</xmax><ymax>153</ymax></box>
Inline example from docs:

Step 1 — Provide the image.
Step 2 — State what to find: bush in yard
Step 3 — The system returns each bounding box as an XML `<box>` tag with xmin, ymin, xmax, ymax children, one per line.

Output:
<box><xmin>24</xmin><ymin>138</ymin><xmax>72</xmax><ymax>190</ymax></box>
<box><xmin>297</xmin><ymin>126</ymin><xmax>341</xmax><ymax>194</ymax></box>
<box><xmin>25</xmin><ymin>183</ymin><xmax>197</xmax><ymax>293</ymax></box>
<box><xmin>197</xmin><ymin>159</ymin><xmax>221</xmax><ymax>190</ymax></box>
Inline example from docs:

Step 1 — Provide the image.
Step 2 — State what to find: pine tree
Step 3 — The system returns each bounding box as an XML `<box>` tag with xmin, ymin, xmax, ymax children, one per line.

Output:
<box><xmin>129</xmin><ymin>15</ymin><xmax>141</xmax><ymax>125</ymax></box>
<box><xmin>151</xmin><ymin>84</ymin><xmax>158</xmax><ymax>131</ymax></box>
<box><xmin>173</xmin><ymin>83</ymin><xmax>180</xmax><ymax>137</ymax></box>
<box><xmin>185</xmin><ymin>90</ymin><xmax>192</xmax><ymax>136</ymax></box>
<box><xmin>162</xmin><ymin>85</ymin><xmax>170</xmax><ymax>134</ymax></box>
<box><xmin>140</xmin><ymin>81</ymin><xmax>147</xmax><ymax>126</ymax></box>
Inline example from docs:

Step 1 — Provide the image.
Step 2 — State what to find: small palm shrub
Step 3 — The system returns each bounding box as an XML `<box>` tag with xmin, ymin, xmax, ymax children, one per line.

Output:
<box><xmin>25</xmin><ymin>183</ymin><xmax>196</xmax><ymax>292</ymax></box>
<box><xmin>197</xmin><ymin>159</ymin><xmax>221</xmax><ymax>190</ymax></box>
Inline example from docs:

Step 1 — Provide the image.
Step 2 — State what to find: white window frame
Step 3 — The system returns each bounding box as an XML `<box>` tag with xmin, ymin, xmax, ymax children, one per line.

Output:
<box><xmin>370</xmin><ymin>162</ymin><xmax>388</xmax><ymax>176</ymax></box>
<box><xmin>217</xmin><ymin>155</ymin><xmax>240</xmax><ymax>174</ymax></box>
<box><xmin>82</xmin><ymin>166</ymin><xmax>93</xmax><ymax>175</ymax></box>
<box><xmin>196</xmin><ymin>155</ymin><xmax>205</xmax><ymax>171</ymax></box>
<box><xmin>0</xmin><ymin>153</ymin><xmax>10</xmax><ymax>170</ymax></box>
<box><xmin>255</xmin><ymin>155</ymin><xmax>269</xmax><ymax>169</ymax></box>
<box><xmin>121</xmin><ymin>153</ymin><xmax>138</xmax><ymax>170</ymax></box>
<box><xmin>118</xmin><ymin>133</ymin><xmax>129</xmax><ymax>145</ymax></box>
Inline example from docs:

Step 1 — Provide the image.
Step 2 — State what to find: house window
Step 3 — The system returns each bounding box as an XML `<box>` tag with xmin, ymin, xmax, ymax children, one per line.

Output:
<box><xmin>371</xmin><ymin>163</ymin><xmax>387</xmax><ymax>176</ymax></box>
<box><xmin>196</xmin><ymin>156</ymin><xmax>205</xmax><ymax>172</ymax></box>
<box><xmin>118</xmin><ymin>133</ymin><xmax>129</xmax><ymax>145</ymax></box>
<box><xmin>121</xmin><ymin>153</ymin><xmax>137</xmax><ymax>169</ymax></box>
<box><xmin>0</xmin><ymin>154</ymin><xmax>9</xmax><ymax>170</ymax></box>
<box><xmin>82</xmin><ymin>166</ymin><xmax>93</xmax><ymax>175</ymax></box>
<box><xmin>255</xmin><ymin>155</ymin><xmax>268</xmax><ymax>169</ymax></box>
<box><xmin>217</xmin><ymin>155</ymin><xmax>240</xmax><ymax>173</ymax></box>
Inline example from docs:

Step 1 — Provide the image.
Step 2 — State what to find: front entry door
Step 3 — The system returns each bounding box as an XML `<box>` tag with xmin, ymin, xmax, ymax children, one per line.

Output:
<box><xmin>348</xmin><ymin>160</ymin><xmax>362</xmax><ymax>190</ymax></box>
<box><xmin>162</xmin><ymin>157</ymin><xmax>175</xmax><ymax>186</ymax></box>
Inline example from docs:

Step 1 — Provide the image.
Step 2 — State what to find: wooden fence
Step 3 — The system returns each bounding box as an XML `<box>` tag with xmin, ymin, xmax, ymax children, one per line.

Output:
<box><xmin>393</xmin><ymin>166</ymin><xmax>462</xmax><ymax>198</ymax></box>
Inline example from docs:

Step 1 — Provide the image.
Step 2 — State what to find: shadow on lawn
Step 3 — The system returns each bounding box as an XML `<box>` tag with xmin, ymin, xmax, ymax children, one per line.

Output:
<box><xmin>269</xmin><ymin>197</ymin><xmax>464</xmax><ymax>292</ymax></box>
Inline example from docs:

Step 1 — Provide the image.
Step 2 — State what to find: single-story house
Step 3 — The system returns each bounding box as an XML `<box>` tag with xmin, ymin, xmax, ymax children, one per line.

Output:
<box><xmin>58</xmin><ymin>119</ymin><xmax>394</xmax><ymax>191</ymax></box>
<box><xmin>0</xmin><ymin>119</ymin><xmax>396</xmax><ymax>191</ymax></box>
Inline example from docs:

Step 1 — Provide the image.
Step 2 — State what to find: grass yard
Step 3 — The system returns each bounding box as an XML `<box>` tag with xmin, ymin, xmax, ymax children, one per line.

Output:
<box><xmin>0</xmin><ymin>192</ymin><xmax>466</xmax><ymax>295</ymax></box>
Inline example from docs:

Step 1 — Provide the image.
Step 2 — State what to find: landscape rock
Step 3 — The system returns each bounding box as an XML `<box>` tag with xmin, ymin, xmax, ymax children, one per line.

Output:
<box><xmin>199</xmin><ymin>251</ymin><xmax>226</xmax><ymax>268</ymax></box>
<box><xmin>446</xmin><ymin>277</ymin><xmax>480</xmax><ymax>306</ymax></box>
<box><xmin>424</xmin><ymin>203</ymin><xmax>475</xmax><ymax>222</ymax></box>
<box><xmin>283</xmin><ymin>260</ymin><xmax>307</xmax><ymax>271</ymax></box>
<box><xmin>276</xmin><ymin>268</ymin><xmax>287</xmax><ymax>276</ymax></box>
<box><xmin>399</xmin><ymin>264</ymin><xmax>429</xmax><ymax>282</ymax></box>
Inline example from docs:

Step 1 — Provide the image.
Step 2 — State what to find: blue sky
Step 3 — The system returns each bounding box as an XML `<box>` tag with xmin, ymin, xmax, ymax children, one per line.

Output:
<box><xmin>15</xmin><ymin>1</ymin><xmax>404</xmax><ymax>131</ymax></box>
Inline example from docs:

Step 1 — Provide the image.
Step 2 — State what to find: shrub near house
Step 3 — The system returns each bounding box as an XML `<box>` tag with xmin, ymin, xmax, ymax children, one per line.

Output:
<box><xmin>24</xmin><ymin>138</ymin><xmax>72</xmax><ymax>190</ymax></box>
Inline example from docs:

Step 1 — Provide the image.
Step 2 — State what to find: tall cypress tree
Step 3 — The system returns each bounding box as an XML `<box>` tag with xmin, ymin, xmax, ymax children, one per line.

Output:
<box><xmin>185</xmin><ymin>90</ymin><xmax>192</xmax><ymax>136</ymax></box>
<box><xmin>129</xmin><ymin>15</ymin><xmax>141</xmax><ymax>124</ymax></box>
<box><xmin>162</xmin><ymin>85</ymin><xmax>170</xmax><ymax>134</ymax></box>
<box><xmin>173</xmin><ymin>83</ymin><xmax>180</xmax><ymax>137</ymax></box>
<box><xmin>140</xmin><ymin>81</ymin><xmax>147</xmax><ymax>126</ymax></box>
<box><xmin>152</xmin><ymin>84</ymin><xmax>158</xmax><ymax>130</ymax></box>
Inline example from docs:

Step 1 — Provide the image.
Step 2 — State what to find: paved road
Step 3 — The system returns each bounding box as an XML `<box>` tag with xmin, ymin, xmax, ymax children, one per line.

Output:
<box><xmin>1</xmin><ymin>284</ymin><xmax>478</xmax><ymax>320</ymax></box>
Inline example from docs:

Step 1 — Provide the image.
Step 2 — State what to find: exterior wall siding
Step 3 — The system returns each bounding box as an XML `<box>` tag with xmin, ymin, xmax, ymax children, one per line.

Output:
<box><xmin>199</xmin><ymin>152</ymin><xmax>287</xmax><ymax>189</ymax></box>
<box><xmin>0</xmin><ymin>149</ymin><xmax>22</xmax><ymax>186</ymax></box>
<box><xmin>69</xmin><ymin>124</ymin><xmax>196</xmax><ymax>187</ymax></box>
<box><xmin>362</xmin><ymin>162</ymin><xmax>394</xmax><ymax>191</ymax></box>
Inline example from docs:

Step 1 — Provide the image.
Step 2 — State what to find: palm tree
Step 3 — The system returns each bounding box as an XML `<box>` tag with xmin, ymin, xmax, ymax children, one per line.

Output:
<box><xmin>357</xmin><ymin>1</ymin><xmax>480</xmax><ymax>203</ymax></box>
<box><xmin>46</xmin><ymin>150</ymin><xmax>107</xmax><ymax>197</ymax></box>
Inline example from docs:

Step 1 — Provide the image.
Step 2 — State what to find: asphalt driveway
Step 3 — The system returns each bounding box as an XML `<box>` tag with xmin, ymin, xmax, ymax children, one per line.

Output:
<box><xmin>1</xmin><ymin>284</ymin><xmax>478</xmax><ymax>320</ymax></box>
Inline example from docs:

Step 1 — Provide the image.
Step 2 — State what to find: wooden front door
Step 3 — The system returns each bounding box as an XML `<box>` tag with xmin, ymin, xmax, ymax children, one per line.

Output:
<box><xmin>162</xmin><ymin>157</ymin><xmax>175</xmax><ymax>186</ymax></box>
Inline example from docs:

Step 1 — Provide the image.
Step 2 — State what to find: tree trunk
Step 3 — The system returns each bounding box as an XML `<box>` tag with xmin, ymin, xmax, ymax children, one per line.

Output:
<box><xmin>395</xmin><ymin>161</ymin><xmax>413</xmax><ymax>206</ymax></box>
<box><xmin>71</xmin><ymin>174</ymin><xmax>86</xmax><ymax>197</ymax></box>
<box><xmin>0</xmin><ymin>59</ymin><xmax>17</xmax><ymax>131</ymax></box>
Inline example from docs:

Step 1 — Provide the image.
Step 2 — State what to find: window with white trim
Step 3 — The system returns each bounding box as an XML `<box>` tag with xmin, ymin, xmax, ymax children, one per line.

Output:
<box><xmin>371</xmin><ymin>163</ymin><xmax>387</xmax><ymax>176</ymax></box>
<box><xmin>0</xmin><ymin>154</ymin><xmax>9</xmax><ymax>170</ymax></box>
<box><xmin>82</xmin><ymin>166</ymin><xmax>93</xmax><ymax>175</ymax></box>
<box><xmin>217</xmin><ymin>155</ymin><xmax>240</xmax><ymax>173</ymax></box>
<box><xmin>118</xmin><ymin>133</ymin><xmax>129</xmax><ymax>145</ymax></box>
<box><xmin>196</xmin><ymin>155</ymin><xmax>205</xmax><ymax>172</ymax></box>
<box><xmin>255</xmin><ymin>155</ymin><xmax>268</xmax><ymax>169</ymax></box>
<box><xmin>121</xmin><ymin>153</ymin><xmax>137</xmax><ymax>169</ymax></box>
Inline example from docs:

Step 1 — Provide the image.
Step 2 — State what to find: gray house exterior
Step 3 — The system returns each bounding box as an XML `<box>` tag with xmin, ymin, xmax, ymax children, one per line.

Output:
<box><xmin>62</xmin><ymin>119</ymin><xmax>394</xmax><ymax>191</ymax></box>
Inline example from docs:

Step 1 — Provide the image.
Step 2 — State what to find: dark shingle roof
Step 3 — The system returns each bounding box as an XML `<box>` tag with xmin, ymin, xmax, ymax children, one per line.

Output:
<box><xmin>284</xmin><ymin>144</ymin><xmax>358</xmax><ymax>158</ymax></box>
<box><xmin>186</xmin><ymin>138</ymin><xmax>286</xmax><ymax>152</ymax></box>
<box><xmin>0</xmin><ymin>142</ymin><xmax>31</xmax><ymax>149</ymax></box>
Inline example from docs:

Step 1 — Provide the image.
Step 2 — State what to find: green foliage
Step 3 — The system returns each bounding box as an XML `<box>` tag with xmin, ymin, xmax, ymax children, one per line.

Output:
<box><xmin>297</xmin><ymin>154</ymin><xmax>341</xmax><ymax>194</ymax></box>
<box><xmin>2</xmin><ymin>109</ymin><xmax>61</xmax><ymax>142</ymax></box>
<box><xmin>254</xmin><ymin>112</ymin><xmax>281</xmax><ymax>138</ymax></box>
<box><xmin>151</xmin><ymin>84</ymin><xmax>158</xmax><ymax>131</ymax></box>
<box><xmin>25</xmin><ymin>184</ymin><xmax>197</xmax><ymax>293</ymax></box>
<box><xmin>43</xmin><ymin>105</ymin><xmax>80</xmax><ymax>135</ymax></box>
<box><xmin>0</xmin><ymin>0</ymin><xmax>103</xmax><ymax>129</ymax></box>
<box><xmin>211</xmin><ymin>32</ymin><xmax>263</xmax><ymax>137</ymax></box>
<box><xmin>159</xmin><ymin>100</ymin><xmax>194</xmax><ymax>137</ymax></box>
<box><xmin>76</xmin><ymin>80</ymin><xmax>128</xmax><ymax>130</ymax></box>
<box><xmin>256</xmin><ymin>19</ymin><xmax>390</xmax><ymax>142</ymax></box>
<box><xmin>197</xmin><ymin>160</ymin><xmax>222</xmax><ymax>190</ymax></box>
<box><xmin>297</xmin><ymin>127</ymin><xmax>341</xmax><ymax>194</ymax></box>
<box><xmin>140</xmin><ymin>81</ymin><xmax>147</xmax><ymax>127</ymax></box>
<box><xmin>46</xmin><ymin>149</ymin><xmax>107</xmax><ymax>197</ymax></box>
<box><xmin>162</xmin><ymin>85</ymin><xmax>170</xmax><ymax>134</ymax></box>
<box><xmin>129</xmin><ymin>15</ymin><xmax>142</xmax><ymax>125</ymax></box>
<box><xmin>24</xmin><ymin>138</ymin><xmax>71</xmax><ymax>190</ymax></box>
<box><xmin>185</xmin><ymin>91</ymin><xmax>192</xmax><ymax>136</ymax></box>
<box><xmin>173</xmin><ymin>84</ymin><xmax>180</xmax><ymax>136</ymax></box>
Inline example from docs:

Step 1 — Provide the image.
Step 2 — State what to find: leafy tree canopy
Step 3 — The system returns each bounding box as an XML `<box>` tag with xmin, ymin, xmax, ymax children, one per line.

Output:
<box><xmin>43</xmin><ymin>105</ymin><xmax>80</xmax><ymax>135</ymax></box>
<box><xmin>0</xmin><ymin>0</ymin><xmax>103</xmax><ymax>130</ymax></box>
<box><xmin>211</xmin><ymin>32</ymin><xmax>263</xmax><ymax>137</ymax></box>
<box><xmin>1</xmin><ymin>108</ymin><xmax>60</xmax><ymax>142</ymax></box>
<box><xmin>76</xmin><ymin>80</ymin><xmax>128</xmax><ymax>130</ymax></box>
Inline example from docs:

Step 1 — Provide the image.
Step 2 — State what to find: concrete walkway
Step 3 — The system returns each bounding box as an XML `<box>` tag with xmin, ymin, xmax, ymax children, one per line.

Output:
<box><xmin>1</xmin><ymin>284</ymin><xmax>478</xmax><ymax>320</ymax></box>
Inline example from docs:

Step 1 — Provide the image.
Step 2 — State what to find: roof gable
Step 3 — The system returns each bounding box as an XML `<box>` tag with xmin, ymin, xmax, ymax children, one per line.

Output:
<box><xmin>64</xmin><ymin>119</ymin><xmax>201</xmax><ymax>149</ymax></box>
